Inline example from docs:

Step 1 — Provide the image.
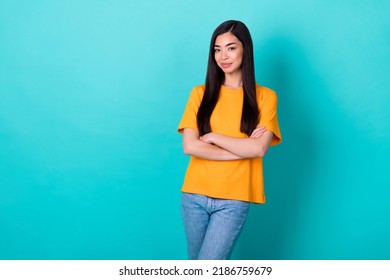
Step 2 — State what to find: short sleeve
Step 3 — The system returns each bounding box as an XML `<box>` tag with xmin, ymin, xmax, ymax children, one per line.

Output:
<box><xmin>178</xmin><ymin>86</ymin><xmax>204</xmax><ymax>134</ymax></box>
<box><xmin>258</xmin><ymin>88</ymin><xmax>282</xmax><ymax>146</ymax></box>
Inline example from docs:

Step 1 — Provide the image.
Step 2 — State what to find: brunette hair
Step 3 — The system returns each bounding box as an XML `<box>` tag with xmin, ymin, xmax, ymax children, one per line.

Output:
<box><xmin>197</xmin><ymin>20</ymin><xmax>259</xmax><ymax>136</ymax></box>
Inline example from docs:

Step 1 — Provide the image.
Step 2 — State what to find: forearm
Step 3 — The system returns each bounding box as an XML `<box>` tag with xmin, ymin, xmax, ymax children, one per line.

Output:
<box><xmin>183</xmin><ymin>139</ymin><xmax>242</xmax><ymax>161</ymax></box>
<box><xmin>182</xmin><ymin>128</ymin><xmax>242</xmax><ymax>161</ymax></box>
<box><xmin>214</xmin><ymin>135</ymin><xmax>264</xmax><ymax>158</ymax></box>
<box><xmin>202</xmin><ymin>131</ymin><xmax>274</xmax><ymax>158</ymax></box>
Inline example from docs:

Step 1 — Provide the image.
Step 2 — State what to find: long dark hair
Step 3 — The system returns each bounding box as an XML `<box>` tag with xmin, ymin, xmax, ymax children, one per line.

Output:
<box><xmin>197</xmin><ymin>20</ymin><xmax>259</xmax><ymax>136</ymax></box>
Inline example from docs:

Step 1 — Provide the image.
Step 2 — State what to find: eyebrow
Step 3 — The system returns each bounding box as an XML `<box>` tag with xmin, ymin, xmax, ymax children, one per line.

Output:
<box><xmin>214</xmin><ymin>42</ymin><xmax>237</xmax><ymax>48</ymax></box>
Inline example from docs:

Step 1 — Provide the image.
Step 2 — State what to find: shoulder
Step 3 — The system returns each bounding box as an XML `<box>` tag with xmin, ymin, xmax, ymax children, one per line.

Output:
<box><xmin>188</xmin><ymin>84</ymin><xmax>205</xmax><ymax>101</ymax></box>
<box><xmin>183</xmin><ymin>85</ymin><xmax>205</xmax><ymax>108</ymax></box>
<box><xmin>192</xmin><ymin>84</ymin><xmax>205</xmax><ymax>95</ymax></box>
<box><xmin>256</xmin><ymin>84</ymin><xmax>278</xmax><ymax>103</ymax></box>
<box><xmin>194</xmin><ymin>84</ymin><xmax>205</xmax><ymax>90</ymax></box>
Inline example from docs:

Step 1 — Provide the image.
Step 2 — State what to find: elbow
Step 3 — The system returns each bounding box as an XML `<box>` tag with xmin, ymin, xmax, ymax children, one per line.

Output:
<box><xmin>182</xmin><ymin>136</ymin><xmax>200</xmax><ymax>156</ymax></box>
<box><xmin>253</xmin><ymin>145</ymin><xmax>268</xmax><ymax>158</ymax></box>
<box><xmin>182</xmin><ymin>142</ymin><xmax>193</xmax><ymax>156</ymax></box>
<box><xmin>183</xmin><ymin>147</ymin><xmax>191</xmax><ymax>156</ymax></box>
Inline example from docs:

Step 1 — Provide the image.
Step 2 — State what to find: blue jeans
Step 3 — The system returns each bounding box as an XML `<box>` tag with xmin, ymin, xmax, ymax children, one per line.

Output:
<box><xmin>180</xmin><ymin>192</ymin><xmax>250</xmax><ymax>260</ymax></box>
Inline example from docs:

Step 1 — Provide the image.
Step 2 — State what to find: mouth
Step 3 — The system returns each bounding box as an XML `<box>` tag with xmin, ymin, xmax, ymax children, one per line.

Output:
<box><xmin>220</xmin><ymin>63</ymin><xmax>232</xmax><ymax>69</ymax></box>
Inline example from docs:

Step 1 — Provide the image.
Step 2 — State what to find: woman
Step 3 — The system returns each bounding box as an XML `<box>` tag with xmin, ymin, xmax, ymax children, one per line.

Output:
<box><xmin>178</xmin><ymin>20</ymin><xmax>282</xmax><ymax>260</ymax></box>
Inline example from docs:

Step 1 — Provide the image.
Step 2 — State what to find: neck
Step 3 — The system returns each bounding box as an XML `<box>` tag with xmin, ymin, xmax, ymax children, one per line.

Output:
<box><xmin>223</xmin><ymin>72</ymin><xmax>243</xmax><ymax>89</ymax></box>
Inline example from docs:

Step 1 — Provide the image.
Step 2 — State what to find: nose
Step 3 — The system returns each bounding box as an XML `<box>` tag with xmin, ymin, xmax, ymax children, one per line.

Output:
<box><xmin>221</xmin><ymin>49</ymin><xmax>229</xmax><ymax>60</ymax></box>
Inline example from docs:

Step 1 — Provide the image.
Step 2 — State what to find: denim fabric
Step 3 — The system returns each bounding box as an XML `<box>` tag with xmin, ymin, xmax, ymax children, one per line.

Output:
<box><xmin>180</xmin><ymin>192</ymin><xmax>250</xmax><ymax>260</ymax></box>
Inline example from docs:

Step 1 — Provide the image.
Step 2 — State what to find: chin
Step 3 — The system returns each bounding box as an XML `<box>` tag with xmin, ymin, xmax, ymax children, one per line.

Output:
<box><xmin>222</xmin><ymin>69</ymin><xmax>239</xmax><ymax>75</ymax></box>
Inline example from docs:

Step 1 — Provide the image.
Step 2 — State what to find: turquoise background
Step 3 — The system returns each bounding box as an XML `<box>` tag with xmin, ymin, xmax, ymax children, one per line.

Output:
<box><xmin>1</xmin><ymin>0</ymin><xmax>389</xmax><ymax>259</ymax></box>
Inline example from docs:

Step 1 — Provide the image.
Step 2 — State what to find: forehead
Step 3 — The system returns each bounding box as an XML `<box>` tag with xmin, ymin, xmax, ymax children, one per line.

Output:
<box><xmin>214</xmin><ymin>32</ymin><xmax>241</xmax><ymax>46</ymax></box>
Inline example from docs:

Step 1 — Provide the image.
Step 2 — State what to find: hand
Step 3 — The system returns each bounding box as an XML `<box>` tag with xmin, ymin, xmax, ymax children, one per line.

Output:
<box><xmin>199</xmin><ymin>132</ymin><xmax>215</xmax><ymax>144</ymax></box>
<box><xmin>250</xmin><ymin>125</ymin><xmax>266</xmax><ymax>138</ymax></box>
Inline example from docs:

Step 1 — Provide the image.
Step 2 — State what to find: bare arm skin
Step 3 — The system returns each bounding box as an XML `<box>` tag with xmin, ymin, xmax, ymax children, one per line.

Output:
<box><xmin>199</xmin><ymin>128</ymin><xmax>274</xmax><ymax>158</ymax></box>
<box><xmin>182</xmin><ymin>126</ymin><xmax>272</xmax><ymax>160</ymax></box>
<box><xmin>182</xmin><ymin>128</ymin><xmax>243</xmax><ymax>160</ymax></box>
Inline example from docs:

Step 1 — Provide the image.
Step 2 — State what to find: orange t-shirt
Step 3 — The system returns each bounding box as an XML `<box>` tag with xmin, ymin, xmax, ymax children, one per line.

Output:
<box><xmin>178</xmin><ymin>84</ymin><xmax>282</xmax><ymax>203</ymax></box>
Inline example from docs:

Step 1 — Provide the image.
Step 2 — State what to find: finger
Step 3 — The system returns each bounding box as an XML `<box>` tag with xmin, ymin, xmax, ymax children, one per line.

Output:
<box><xmin>251</xmin><ymin>132</ymin><xmax>262</xmax><ymax>138</ymax></box>
<box><xmin>250</xmin><ymin>131</ymin><xmax>259</xmax><ymax>138</ymax></box>
<box><xmin>250</xmin><ymin>128</ymin><xmax>266</xmax><ymax>138</ymax></box>
<box><xmin>250</xmin><ymin>132</ymin><xmax>261</xmax><ymax>138</ymax></box>
<box><xmin>251</xmin><ymin>127</ymin><xmax>265</xmax><ymax>135</ymax></box>
<box><xmin>256</xmin><ymin>127</ymin><xmax>267</xmax><ymax>134</ymax></box>
<box><xmin>253</xmin><ymin>126</ymin><xmax>266</xmax><ymax>132</ymax></box>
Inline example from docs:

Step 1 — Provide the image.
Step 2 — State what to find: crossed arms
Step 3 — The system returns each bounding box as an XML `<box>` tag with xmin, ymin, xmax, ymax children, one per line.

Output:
<box><xmin>182</xmin><ymin>126</ymin><xmax>274</xmax><ymax>161</ymax></box>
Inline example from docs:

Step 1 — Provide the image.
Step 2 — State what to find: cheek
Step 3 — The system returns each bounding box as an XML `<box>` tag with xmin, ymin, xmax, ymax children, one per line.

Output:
<box><xmin>237</xmin><ymin>50</ymin><xmax>244</xmax><ymax>61</ymax></box>
<box><xmin>214</xmin><ymin>52</ymin><xmax>220</xmax><ymax>61</ymax></box>
<box><xmin>236</xmin><ymin>52</ymin><xmax>243</xmax><ymax>65</ymax></box>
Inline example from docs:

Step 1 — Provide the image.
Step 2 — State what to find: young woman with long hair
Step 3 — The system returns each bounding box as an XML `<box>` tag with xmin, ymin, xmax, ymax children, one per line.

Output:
<box><xmin>178</xmin><ymin>20</ymin><xmax>282</xmax><ymax>260</ymax></box>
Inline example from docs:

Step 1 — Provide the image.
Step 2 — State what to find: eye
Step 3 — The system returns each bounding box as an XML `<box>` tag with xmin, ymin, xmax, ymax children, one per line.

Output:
<box><xmin>228</xmin><ymin>47</ymin><xmax>236</xmax><ymax>51</ymax></box>
<box><xmin>214</xmin><ymin>49</ymin><xmax>220</xmax><ymax>53</ymax></box>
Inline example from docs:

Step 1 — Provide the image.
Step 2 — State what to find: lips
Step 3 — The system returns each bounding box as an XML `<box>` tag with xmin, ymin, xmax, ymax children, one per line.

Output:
<box><xmin>220</xmin><ymin>63</ymin><xmax>232</xmax><ymax>68</ymax></box>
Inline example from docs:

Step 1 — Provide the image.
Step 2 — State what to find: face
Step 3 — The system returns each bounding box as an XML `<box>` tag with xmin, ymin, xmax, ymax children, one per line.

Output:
<box><xmin>214</xmin><ymin>32</ymin><xmax>244</xmax><ymax>75</ymax></box>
